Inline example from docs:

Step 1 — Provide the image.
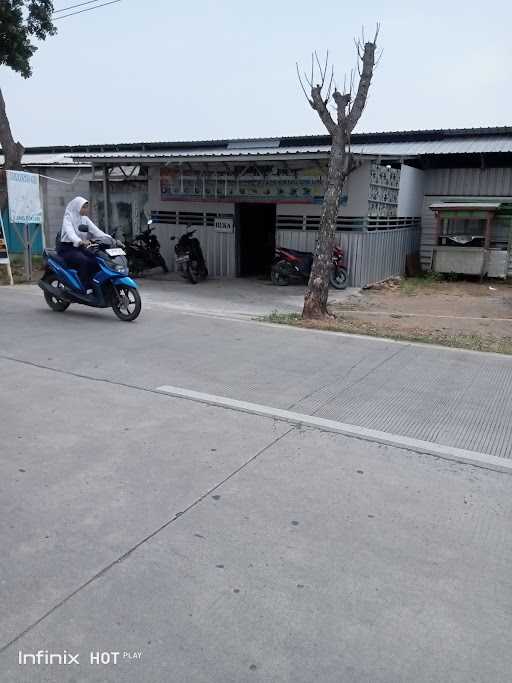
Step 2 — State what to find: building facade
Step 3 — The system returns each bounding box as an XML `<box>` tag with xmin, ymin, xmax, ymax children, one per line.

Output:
<box><xmin>6</xmin><ymin>126</ymin><xmax>512</xmax><ymax>285</ymax></box>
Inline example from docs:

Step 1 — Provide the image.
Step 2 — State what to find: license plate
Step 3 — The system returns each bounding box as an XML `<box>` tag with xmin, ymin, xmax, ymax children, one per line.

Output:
<box><xmin>176</xmin><ymin>255</ymin><xmax>189</xmax><ymax>263</ymax></box>
<box><xmin>106</xmin><ymin>247</ymin><xmax>125</xmax><ymax>256</ymax></box>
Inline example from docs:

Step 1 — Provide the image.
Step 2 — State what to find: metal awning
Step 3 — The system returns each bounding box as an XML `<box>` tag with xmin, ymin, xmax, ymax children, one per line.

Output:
<box><xmin>429</xmin><ymin>202</ymin><xmax>502</xmax><ymax>212</ymax></box>
<box><xmin>70</xmin><ymin>145</ymin><xmax>404</xmax><ymax>166</ymax></box>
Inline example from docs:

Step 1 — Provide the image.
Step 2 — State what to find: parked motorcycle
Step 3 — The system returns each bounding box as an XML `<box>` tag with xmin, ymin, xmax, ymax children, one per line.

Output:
<box><xmin>39</xmin><ymin>229</ymin><xmax>141</xmax><ymax>321</ymax></box>
<box><xmin>171</xmin><ymin>226</ymin><xmax>208</xmax><ymax>284</ymax></box>
<box><xmin>123</xmin><ymin>220</ymin><xmax>168</xmax><ymax>276</ymax></box>
<box><xmin>271</xmin><ymin>245</ymin><xmax>348</xmax><ymax>289</ymax></box>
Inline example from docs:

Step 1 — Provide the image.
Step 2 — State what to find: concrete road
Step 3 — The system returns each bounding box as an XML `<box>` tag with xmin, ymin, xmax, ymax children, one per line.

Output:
<box><xmin>0</xmin><ymin>283</ymin><xmax>511</xmax><ymax>682</ymax></box>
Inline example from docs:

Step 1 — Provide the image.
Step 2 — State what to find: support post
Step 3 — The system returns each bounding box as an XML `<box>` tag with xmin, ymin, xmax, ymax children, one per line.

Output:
<box><xmin>103</xmin><ymin>166</ymin><xmax>111</xmax><ymax>233</ymax></box>
<box><xmin>432</xmin><ymin>210</ymin><xmax>442</xmax><ymax>270</ymax></box>
<box><xmin>481</xmin><ymin>211</ymin><xmax>493</xmax><ymax>281</ymax></box>
<box><xmin>24</xmin><ymin>224</ymin><xmax>32</xmax><ymax>280</ymax></box>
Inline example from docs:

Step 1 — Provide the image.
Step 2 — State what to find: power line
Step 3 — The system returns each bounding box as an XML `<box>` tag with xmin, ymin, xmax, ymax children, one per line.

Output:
<box><xmin>53</xmin><ymin>1</ymin><xmax>101</xmax><ymax>14</ymax></box>
<box><xmin>52</xmin><ymin>0</ymin><xmax>122</xmax><ymax>21</ymax></box>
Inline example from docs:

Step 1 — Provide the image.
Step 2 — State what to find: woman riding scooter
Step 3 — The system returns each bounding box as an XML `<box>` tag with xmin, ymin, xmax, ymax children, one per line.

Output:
<box><xmin>58</xmin><ymin>196</ymin><xmax>112</xmax><ymax>290</ymax></box>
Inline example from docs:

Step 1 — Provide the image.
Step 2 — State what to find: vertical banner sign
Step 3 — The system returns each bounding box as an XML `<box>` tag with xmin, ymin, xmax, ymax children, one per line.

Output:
<box><xmin>6</xmin><ymin>170</ymin><xmax>42</xmax><ymax>224</ymax></box>
<box><xmin>6</xmin><ymin>170</ymin><xmax>43</xmax><ymax>280</ymax></box>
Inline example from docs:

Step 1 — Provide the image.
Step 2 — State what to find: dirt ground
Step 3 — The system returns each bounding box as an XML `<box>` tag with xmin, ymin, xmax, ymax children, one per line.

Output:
<box><xmin>327</xmin><ymin>276</ymin><xmax>512</xmax><ymax>353</ymax></box>
<box><xmin>0</xmin><ymin>257</ymin><xmax>43</xmax><ymax>285</ymax></box>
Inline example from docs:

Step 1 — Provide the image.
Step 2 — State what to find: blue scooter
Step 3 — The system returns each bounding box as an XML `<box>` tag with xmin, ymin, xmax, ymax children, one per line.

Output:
<box><xmin>38</xmin><ymin>228</ymin><xmax>141</xmax><ymax>322</ymax></box>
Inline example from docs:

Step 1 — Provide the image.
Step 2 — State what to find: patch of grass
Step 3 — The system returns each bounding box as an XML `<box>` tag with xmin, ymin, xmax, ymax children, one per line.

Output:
<box><xmin>260</xmin><ymin>312</ymin><xmax>512</xmax><ymax>355</ymax></box>
<box><xmin>266</xmin><ymin>310</ymin><xmax>302</xmax><ymax>324</ymax></box>
<box><xmin>400</xmin><ymin>272</ymin><xmax>443</xmax><ymax>296</ymax></box>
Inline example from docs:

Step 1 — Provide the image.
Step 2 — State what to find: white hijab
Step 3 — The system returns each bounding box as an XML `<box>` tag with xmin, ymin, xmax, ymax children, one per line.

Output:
<box><xmin>60</xmin><ymin>196</ymin><xmax>90</xmax><ymax>246</ymax></box>
<box><xmin>63</xmin><ymin>196</ymin><xmax>88</xmax><ymax>231</ymax></box>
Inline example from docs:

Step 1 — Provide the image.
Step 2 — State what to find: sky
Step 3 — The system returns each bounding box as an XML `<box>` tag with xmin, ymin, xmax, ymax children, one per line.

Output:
<box><xmin>2</xmin><ymin>0</ymin><xmax>511</xmax><ymax>146</ymax></box>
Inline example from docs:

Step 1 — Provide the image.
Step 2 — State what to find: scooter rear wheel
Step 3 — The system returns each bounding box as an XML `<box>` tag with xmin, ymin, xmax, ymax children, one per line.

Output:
<box><xmin>158</xmin><ymin>255</ymin><xmax>169</xmax><ymax>273</ymax></box>
<box><xmin>111</xmin><ymin>285</ymin><xmax>141</xmax><ymax>321</ymax></box>
<box><xmin>43</xmin><ymin>274</ymin><xmax>70</xmax><ymax>312</ymax></box>
<box><xmin>329</xmin><ymin>267</ymin><xmax>348</xmax><ymax>290</ymax></box>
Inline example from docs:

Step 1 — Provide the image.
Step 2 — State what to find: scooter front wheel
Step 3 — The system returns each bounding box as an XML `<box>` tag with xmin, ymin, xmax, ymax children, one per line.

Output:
<box><xmin>271</xmin><ymin>260</ymin><xmax>291</xmax><ymax>286</ymax></box>
<box><xmin>111</xmin><ymin>285</ymin><xmax>141</xmax><ymax>321</ymax></box>
<box><xmin>186</xmin><ymin>262</ymin><xmax>199</xmax><ymax>284</ymax></box>
<box><xmin>158</xmin><ymin>255</ymin><xmax>169</xmax><ymax>273</ymax></box>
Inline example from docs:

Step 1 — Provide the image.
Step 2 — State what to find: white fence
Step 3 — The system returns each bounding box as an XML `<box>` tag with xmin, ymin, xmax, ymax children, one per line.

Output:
<box><xmin>276</xmin><ymin>222</ymin><xmax>421</xmax><ymax>288</ymax></box>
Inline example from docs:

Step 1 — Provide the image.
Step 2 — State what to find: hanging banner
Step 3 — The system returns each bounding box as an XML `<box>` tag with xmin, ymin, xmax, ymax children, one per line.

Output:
<box><xmin>6</xmin><ymin>170</ymin><xmax>42</xmax><ymax>224</ymax></box>
<box><xmin>160</xmin><ymin>166</ymin><xmax>335</xmax><ymax>204</ymax></box>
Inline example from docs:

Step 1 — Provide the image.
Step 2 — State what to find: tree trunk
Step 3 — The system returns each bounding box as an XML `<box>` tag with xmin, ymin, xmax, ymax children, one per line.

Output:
<box><xmin>0</xmin><ymin>88</ymin><xmax>24</xmax><ymax>171</ymax></box>
<box><xmin>303</xmin><ymin>131</ymin><xmax>346</xmax><ymax>319</ymax></box>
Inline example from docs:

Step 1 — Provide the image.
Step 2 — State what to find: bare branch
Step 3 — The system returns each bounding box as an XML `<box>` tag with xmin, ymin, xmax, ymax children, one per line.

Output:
<box><xmin>314</xmin><ymin>50</ymin><xmax>329</xmax><ymax>88</ymax></box>
<box><xmin>311</xmin><ymin>85</ymin><xmax>337</xmax><ymax>135</ymax></box>
<box><xmin>314</xmin><ymin>52</ymin><xmax>324</xmax><ymax>87</ymax></box>
<box><xmin>347</xmin><ymin>37</ymin><xmax>377</xmax><ymax>132</ymax></box>
<box><xmin>311</xmin><ymin>53</ymin><xmax>314</xmax><ymax>88</ymax></box>
<box><xmin>304</xmin><ymin>69</ymin><xmax>313</xmax><ymax>88</ymax></box>
<box><xmin>325</xmin><ymin>65</ymin><xmax>335</xmax><ymax>101</ymax></box>
<box><xmin>375</xmin><ymin>48</ymin><xmax>384</xmax><ymax>69</ymax></box>
<box><xmin>374</xmin><ymin>22</ymin><xmax>381</xmax><ymax>43</ymax></box>
<box><xmin>354</xmin><ymin>37</ymin><xmax>364</xmax><ymax>61</ymax></box>
<box><xmin>296</xmin><ymin>63</ymin><xmax>312</xmax><ymax>104</ymax></box>
<box><xmin>349</xmin><ymin>68</ymin><xmax>355</xmax><ymax>97</ymax></box>
<box><xmin>333</xmin><ymin>90</ymin><xmax>351</xmax><ymax>126</ymax></box>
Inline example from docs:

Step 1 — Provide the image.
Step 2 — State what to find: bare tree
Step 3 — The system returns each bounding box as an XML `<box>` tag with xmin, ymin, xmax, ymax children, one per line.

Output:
<box><xmin>0</xmin><ymin>89</ymin><xmax>24</xmax><ymax>170</ymax></box>
<box><xmin>0</xmin><ymin>1</ymin><xmax>56</xmax><ymax>170</ymax></box>
<box><xmin>298</xmin><ymin>27</ymin><xmax>380</xmax><ymax>319</ymax></box>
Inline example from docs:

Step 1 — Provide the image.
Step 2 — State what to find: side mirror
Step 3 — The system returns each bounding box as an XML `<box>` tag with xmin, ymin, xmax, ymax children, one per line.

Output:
<box><xmin>170</xmin><ymin>236</ymin><xmax>176</xmax><ymax>241</ymax></box>
<box><xmin>78</xmin><ymin>225</ymin><xmax>88</xmax><ymax>233</ymax></box>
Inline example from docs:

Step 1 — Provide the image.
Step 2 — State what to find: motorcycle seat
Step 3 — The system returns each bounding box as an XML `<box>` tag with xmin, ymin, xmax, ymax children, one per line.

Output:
<box><xmin>279</xmin><ymin>248</ymin><xmax>311</xmax><ymax>257</ymax></box>
<box><xmin>44</xmin><ymin>249</ymin><xmax>68</xmax><ymax>268</ymax></box>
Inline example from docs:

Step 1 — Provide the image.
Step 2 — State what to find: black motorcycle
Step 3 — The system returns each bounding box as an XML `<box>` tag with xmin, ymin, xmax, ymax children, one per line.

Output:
<box><xmin>271</xmin><ymin>244</ymin><xmax>348</xmax><ymax>289</ymax></box>
<box><xmin>171</xmin><ymin>226</ymin><xmax>208</xmax><ymax>284</ymax></box>
<box><xmin>123</xmin><ymin>220</ymin><xmax>168</xmax><ymax>276</ymax></box>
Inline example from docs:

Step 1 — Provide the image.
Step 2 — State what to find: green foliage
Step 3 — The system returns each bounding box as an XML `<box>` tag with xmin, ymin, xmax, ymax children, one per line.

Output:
<box><xmin>0</xmin><ymin>1</ymin><xmax>56</xmax><ymax>78</ymax></box>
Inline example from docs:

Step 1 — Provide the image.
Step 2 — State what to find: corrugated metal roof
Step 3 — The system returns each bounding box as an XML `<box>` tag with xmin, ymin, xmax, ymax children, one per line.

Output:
<box><xmin>5</xmin><ymin>130</ymin><xmax>512</xmax><ymax>167</ymax></box>
<box><xmin>14</xmin><ymin>125</ymin><xmax>512</xmax><ymax>155</ymax></box>
<box><xmin>0</xmin><ymin>152</ymin><xmax>88</xmax><ymax>166</ymax></box>
<box><xmin>351</xmin><ymin>137</ymin><xmax>512</xmax><ymax>156</ymax></box>
<box><xmin>71</xmin><ymin>146</ymin><xmax>333</xmax><ymax>162</ymax></box>
<box><xmin>70</xmin><ymin>136</ymin><xmax>512</xmax><ymax>163</ymax></box>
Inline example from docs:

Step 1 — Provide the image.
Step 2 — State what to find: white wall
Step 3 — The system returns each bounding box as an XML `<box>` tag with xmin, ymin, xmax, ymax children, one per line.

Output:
<box><xmin>397</xmin><ymin>164</ymin><xmax>425</xmax><ymax>217</ymax></box>
<box><xmin>342</xmin><ymin>161</ymin><xmax>371</xmax><ymax>215</ymax></box>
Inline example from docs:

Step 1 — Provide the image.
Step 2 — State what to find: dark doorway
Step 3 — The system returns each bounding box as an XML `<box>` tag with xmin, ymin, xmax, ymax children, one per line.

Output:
<box><xmin>237</xmin><ymin>203</ymin><xmax>276</xmax><ymax>277</ymax></box>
